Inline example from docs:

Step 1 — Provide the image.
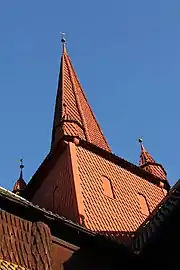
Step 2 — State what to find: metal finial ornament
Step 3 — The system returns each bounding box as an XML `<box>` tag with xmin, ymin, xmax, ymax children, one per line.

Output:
<box><xmin>138</xmin><ymin>138</ymin><xmax>143</xmax><ymax>144</ymax></box>
<box><xmin>20</xmin><ymin>158</ymin><xmax>24</xmax><ymax>169</ymax></box>
<box><xmin>61</xmin><ymin>32</ymin><xmax>66</xmax><ymax>43</ymax></box>
<box><xmin>61</xmin><ymin>32</ymin><xmax>66</xmax><ymax>52</ymax></box>
<box><xmin>17</xmin><ymin>158</ymin><xmax>24</xmax><ymax>181</ymax></box>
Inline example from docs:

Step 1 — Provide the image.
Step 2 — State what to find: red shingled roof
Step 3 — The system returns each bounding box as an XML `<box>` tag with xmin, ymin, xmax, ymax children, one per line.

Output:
<box><xmin>12</xmin><ymin>170</ymin><xmax>26</xmax><ymax>195</ymax></box>
<box><xmin>28</xmin><ymin>139</ymin><xmax>168</xmax><ymax>244</ymax></box>
<box><xmin>139</xmin><ymin>141</ymin><xmax>168</xmax><ymax>182</ymax></box>
<box><xmin>24</xmin><ymin>41</ymin><xmax>170</xmax><ymax>245</ymax></box>
<box><xmin>0</xmin><ymin>186</ymin><xmax>134</xmax><ymax>268</ymax></box>
<box><xmin>51</xmin><ymin>46</ymin><xmax>111</xmax><ymax>152</ymax></box>
<box><xmin>75</xmin><ymin>144</ymin><xmax>166</xmax><ymax>242</ymax></box>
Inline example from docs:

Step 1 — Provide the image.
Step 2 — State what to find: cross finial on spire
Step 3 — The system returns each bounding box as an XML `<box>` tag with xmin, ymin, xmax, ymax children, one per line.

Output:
<box><xmin>12</xmin><ymin>158</ymin><xmax>26</xmax><ymax>194</ymax></box>
<box><xmin>61</xmin><ymin>32</ymin><xmax>66</xmax><ymax>53</ymax></box>
<box><xmin>20</xmin><ymin>158</ymin><xmax>24</xmax><ymax>169</ymax></box>
<box><xmin>138</xmin><ymin>138</ymin><xmax>144</xmax><ymax>151</ymax></box>
<box><xmin>19</xmin><ymin>158</ymin><xmax>24</xmax><ymax>179</ymax></box>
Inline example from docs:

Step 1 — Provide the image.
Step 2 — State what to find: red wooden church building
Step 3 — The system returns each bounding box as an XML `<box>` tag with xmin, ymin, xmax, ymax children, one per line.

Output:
<box><xmin>0</xmin><ymin>36</ymin><xmax>179</xmax><ymax>269</ymax></box>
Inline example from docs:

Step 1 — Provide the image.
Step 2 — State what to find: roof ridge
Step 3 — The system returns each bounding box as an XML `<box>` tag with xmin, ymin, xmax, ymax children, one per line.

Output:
<box><xmin>66</xmin><ymin>137</ymin><xmax>170</xmax><ymax>190</ymax></box>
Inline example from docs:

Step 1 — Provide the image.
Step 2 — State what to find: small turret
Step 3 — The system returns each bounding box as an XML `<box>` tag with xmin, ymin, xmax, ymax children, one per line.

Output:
<box><xmin>12</xmin><ymin>158</ymin><xmax>26</xmax><ymax>195</ymax></box>
<box><xmin>138</xmin><ymin>138</ymin><xmax>168</xmax><ymax>184</ymax></box>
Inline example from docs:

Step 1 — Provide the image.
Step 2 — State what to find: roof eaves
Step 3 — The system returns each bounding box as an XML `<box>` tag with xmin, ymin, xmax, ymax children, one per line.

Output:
<box><xmin>140</xmin><ymin>162</ymin><xmax>167</xmax><ymax>178</ymax></box>
<box><xmin>0</xmin><ymin>186</ymin><xmax>133</xmax><ymax>254</ymax></box>
<box><xmin>0</xmin><ymin>186</ymin><xmax>92</xmax><ymax>235</ymax></box>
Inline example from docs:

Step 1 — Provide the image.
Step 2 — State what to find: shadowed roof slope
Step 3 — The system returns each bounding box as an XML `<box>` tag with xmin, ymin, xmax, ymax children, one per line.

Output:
<box><xmin>132</xmin><ymin>179</ymin><xmax>180</xmax><ymax>254</ymax></box>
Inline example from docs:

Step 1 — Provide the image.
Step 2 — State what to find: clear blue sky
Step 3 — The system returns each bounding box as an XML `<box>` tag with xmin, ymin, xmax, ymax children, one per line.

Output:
<box><xmin>0</xmin><ymin>1</ymin><xmax>179</xmax><ymax>189</ymax></box>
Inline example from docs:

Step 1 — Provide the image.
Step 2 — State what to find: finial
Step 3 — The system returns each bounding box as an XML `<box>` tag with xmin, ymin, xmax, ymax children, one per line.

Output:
<box><xmin>20</xmin><ymin>158</ymin><xmax>24</xmax><ymax>169</ymax></box>
<box><xmin>138</xmin><ymin>138</ymin><xmax>144</xmax><ymax>151</ymax></box>
<box><xmin>19</xmin><ymin>158</ymin><xmax>24</xmax><ymax>179</ymax></box>
<box><xmin>61</xmin><ymin>32</ymin><xmax>66</xmax><ymax>53</ymax></box>
<box><xmin>12</xmin><ymin>158</ymin><xmax>26</xmax><ymax>194</ymax></box>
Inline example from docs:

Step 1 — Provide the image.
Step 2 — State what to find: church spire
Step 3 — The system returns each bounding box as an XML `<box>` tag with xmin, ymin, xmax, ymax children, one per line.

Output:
<box><xmin>138</xmin><ymin>138</ymin><xmax>168</xmax><ymax>182</ymax></box>
<box><xmin>51</xmin><ymin>35</ymin><xmax>111</xmax><ymax>152</ymax></box>
<box><xmin>12</xmin><ymin>158</ymin><xmax>26</xmax><ymax>195</ymax></box>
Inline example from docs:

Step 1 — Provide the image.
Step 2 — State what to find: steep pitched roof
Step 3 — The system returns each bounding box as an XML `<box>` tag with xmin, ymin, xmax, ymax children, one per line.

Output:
<box><xmin>51</xmin><ymin>39</ymin><xmax>111</xmax><ymax>152</ymax></box>
<box><xmin>12</xmin><ymin>160</ymin><xmax>26</xmax><ymax>194</ymax></box>
<box><xmin>138</xmin><ymin>139</ymin><xmax>168</xmax><ymax>182</ymax></box>
<box><xmin>12</xmin><ymin>178</ymin><xmax>26</xmax><ymax>194</ymax></box>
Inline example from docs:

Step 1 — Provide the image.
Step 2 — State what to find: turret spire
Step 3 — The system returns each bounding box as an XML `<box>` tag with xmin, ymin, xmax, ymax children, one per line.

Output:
<box><xmin>51</xmin><ymin>36</ymin><xmax>111</xmax><ymax>152</ymax></box>
<box><xmin>12</xmin><ymin>158</ymin><xmax>26</xmax><ymax>195</ymax></box>
<box><xmin>138</xmin><ymin>138</ymin><xmax>168</xmax><ymax>182</ymax></box>
<box><xmin>138</xmin><ymin>138</ymin><xmax>155</xmax><ymax>164</ymax></box>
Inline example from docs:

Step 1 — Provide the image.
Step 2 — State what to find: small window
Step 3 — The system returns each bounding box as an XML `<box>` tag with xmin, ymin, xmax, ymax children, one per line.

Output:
<box><xmin>102</xmin><ymin>176</ymin><xmax>115</xmax><ymax>199</ymax></box>
<box><xmin>137</xmin><ymin>193</ymin><xmax>149</xmax><ymax>216</ymax></box>
<box><xmin>144</xmin><ymin>166</ymin><xmax>150</xmax><ymax>172</ymax></box>
<box><xmin>162</xmin><ymin>189</ymin><xmax>167</xmax><ymax>196</ymax></box>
